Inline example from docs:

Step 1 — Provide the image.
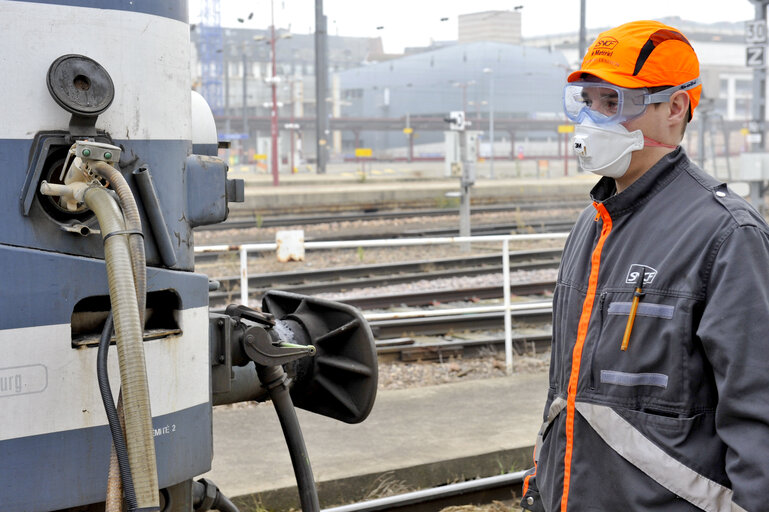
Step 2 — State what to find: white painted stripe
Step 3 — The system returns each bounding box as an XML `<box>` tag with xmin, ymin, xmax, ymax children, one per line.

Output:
<box><xmin>576</xmin><ymin>401</ymin><xmax>746</xmax><ymax>512</ymax></box>
<box><xmin>0</xmin><ymin>306</ymin><xmax>209</xmax><ymax>441</ymax></box>
<box><xmin>0</xmin><ymin>1</ymin><xmax>191</xmax><ymax>140</ymax></box>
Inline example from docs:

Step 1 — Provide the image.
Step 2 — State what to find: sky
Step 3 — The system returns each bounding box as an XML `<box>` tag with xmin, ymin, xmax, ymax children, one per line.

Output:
<box><xmin>189</xmin><ymin>0</ymin><xmax>758</xmax><ymax>53</ymax></box>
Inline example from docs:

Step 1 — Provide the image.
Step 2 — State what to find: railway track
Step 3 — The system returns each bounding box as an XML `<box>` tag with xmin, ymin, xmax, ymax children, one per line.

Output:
<box><xmin>376</xmin><ymin>332</ymin><xmax>551</xmax><ymax>362</ymax></box>
<box><xmin>197</xmin><ymin>201</ymin><xmax>586</xmax><ymax>231</ymax></box>
<box><xmin>207</xmin><ymin>250</ymin><xmax>557</xmax><ymax>363</ymax></box>
<box><xmin>194</xmin><ymin>219</ymin><xmax>574</xmax><ymax>263</ymax></box>
<box><xmin>338</xmin><ymin>280</ymin><xmax>554</xmax><ymax>309</ymax></box>
<box><xmin>207</xmin><ymin>249</ymin><xmax>562</xmax><ymax>305</ymax></box>
<box><xmin>303</xmin><ymin>218</ymin><xmax>575</xmax><ymax>242</ymax></box>
<box><xmin>322</xmin><ymin>471</ymin><xmax>525</xmax><ymax>512</ymax></box>
<box><xmin>367</xmin><ymin>300</ymin><xmax>553</xmax><ymax>339</ymax></box>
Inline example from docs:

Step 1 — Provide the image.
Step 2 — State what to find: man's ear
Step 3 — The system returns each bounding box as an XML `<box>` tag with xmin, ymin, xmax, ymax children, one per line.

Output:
<box><xmin>668</xmin><ymin>90</ymin><xmax>690</xmax><ymax>126</ymax></box>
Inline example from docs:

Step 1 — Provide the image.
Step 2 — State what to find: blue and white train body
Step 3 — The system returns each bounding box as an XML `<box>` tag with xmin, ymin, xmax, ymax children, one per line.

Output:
<box><xmin>0</xmin><ymin>1</ymin><xmax>378</xmax><ymax>511</ymax></box>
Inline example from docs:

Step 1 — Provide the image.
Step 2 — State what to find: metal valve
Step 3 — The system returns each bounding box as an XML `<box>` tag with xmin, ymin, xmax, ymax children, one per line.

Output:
<box><xmin>224</xmin><ymin>304</ymin><xmax>316</xmax><ymax>367</ymax></box>
<box><xmin>73</xmin><ymin>140</ymin><xmax>121</xmax><ymax>163</ymax></box>
<box><xmin>242</xmin><ymin>323</ymin><xmax>316</xmax><ymax>367</ymax></box>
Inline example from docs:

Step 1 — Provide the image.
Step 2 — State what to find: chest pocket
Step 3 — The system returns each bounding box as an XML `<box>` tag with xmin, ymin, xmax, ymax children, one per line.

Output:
<box><xmin>586</xmin><ymin>290</ymin><xmax>693</xmax><ymax>411</ymax></box>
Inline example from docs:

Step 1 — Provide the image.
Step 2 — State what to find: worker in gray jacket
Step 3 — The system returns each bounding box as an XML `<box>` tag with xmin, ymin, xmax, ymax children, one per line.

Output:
<box><xmin>522</xmin><ymin>20</ymin><xmax>769</xmax><ymax>512</ymax></box>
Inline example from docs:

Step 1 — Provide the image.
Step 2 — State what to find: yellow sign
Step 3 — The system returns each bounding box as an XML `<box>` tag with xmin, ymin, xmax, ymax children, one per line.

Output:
<box><xmin>254</xmin><ymin>154</ymin><xmax>268</xmax><ymax>161</ymax></box>
<box><xmin>403</xmin><ymin>127</ymin><xmax>414</xmax><ymax>135</ymax></box>
<box><xmin>355</xmin><ymin>148</ymin><xmax>373</xmax><ymax>158</ymax></box>
<box><xmin>741</xmin><ymin>128</ymin><xmax>751</xmax><ymax>135</ymax></box>
<box><xmin>557</xmin><ymin>124</ymin><xmax>575</xmax><ymax>133</ymax></box>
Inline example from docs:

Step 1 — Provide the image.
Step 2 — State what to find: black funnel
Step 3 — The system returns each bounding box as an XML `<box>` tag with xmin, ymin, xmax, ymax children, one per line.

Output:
<box><xmin>262</xmin><ymin>290</ymin><xmax>378</xmax><ymax>424</ymax></box>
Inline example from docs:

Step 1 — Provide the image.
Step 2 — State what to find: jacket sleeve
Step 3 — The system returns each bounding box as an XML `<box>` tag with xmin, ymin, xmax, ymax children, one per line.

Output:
<box><xmin>697</xmin><ymin>224</ymin><xmax>769</xmax><ymax>512</ymax></box>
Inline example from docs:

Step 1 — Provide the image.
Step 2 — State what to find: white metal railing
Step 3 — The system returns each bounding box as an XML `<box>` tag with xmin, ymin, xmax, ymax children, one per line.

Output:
<box><xmin>195</xmin><ymin>233</ymin><xmax>568</xmax><ymax>374</ymax></box>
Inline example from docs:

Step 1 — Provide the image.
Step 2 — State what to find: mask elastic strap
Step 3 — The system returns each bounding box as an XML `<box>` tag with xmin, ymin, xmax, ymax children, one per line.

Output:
<box><xmin>643</xmin><ymin>136</ymin><xmax>677</xmax><ymax>149</ymax></box>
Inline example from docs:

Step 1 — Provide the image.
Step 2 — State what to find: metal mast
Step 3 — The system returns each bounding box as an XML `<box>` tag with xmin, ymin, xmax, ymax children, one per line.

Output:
<box><xmin>315</xmin><ymin>0</ymin><xmax>329</xmax><ymax>173</ymax></box>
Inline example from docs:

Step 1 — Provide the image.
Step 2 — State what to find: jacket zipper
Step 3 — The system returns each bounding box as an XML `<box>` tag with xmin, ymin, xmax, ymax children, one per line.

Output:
<box><xmin>561</xmin><ymin>202</ymin><xmax>612</xmax><ymax>511</ymax></box>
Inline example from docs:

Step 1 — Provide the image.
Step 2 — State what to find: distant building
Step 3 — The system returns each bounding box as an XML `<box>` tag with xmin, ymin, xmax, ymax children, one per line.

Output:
<box><xmin>458</xmin><ymin>10</ymin><xmax>522</xmax><ymax>45</ymax></box>
<box><xmin>337</xmin><ymin>41</ymin><xmax>569</xmax><ymax>152</ymax></box>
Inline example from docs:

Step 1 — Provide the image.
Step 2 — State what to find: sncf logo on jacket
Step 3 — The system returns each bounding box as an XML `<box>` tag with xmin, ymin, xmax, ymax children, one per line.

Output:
<box><xmin>625</xmin><ymin>264</ymin><xmax>657</xmax><ymax>285</ymax></box>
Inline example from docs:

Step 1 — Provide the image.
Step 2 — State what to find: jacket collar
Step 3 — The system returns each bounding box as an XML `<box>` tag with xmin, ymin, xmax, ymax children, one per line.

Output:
<box><xmin>590</xmin><ymin>147</ymin><xmax>688</xmax><ymax>218</ymax></box>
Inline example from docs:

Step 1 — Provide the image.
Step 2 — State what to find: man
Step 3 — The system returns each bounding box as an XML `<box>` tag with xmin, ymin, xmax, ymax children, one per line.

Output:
<box><xmin>521</xmin><ymin>20</ymin><xmax>769</xmax><ymax>511</ymax></box>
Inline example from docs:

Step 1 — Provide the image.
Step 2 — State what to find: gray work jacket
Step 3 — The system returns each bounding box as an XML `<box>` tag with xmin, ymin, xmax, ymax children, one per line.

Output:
<box><xmin>528</xmin><ymin>148</ymin><xmax>769</xmax><ymax>511</ymax></box>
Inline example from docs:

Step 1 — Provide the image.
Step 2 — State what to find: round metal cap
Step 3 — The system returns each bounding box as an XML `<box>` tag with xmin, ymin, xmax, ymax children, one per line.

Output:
<box><xmin>46</xmin><ymin>54</ymin><xmax>114</xmax><ymax>117</ymax></box>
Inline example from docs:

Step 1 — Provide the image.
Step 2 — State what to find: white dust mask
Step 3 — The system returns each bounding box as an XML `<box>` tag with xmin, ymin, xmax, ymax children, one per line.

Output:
<box><xmin>571</xmin><ymin>118</ymin><xmax>644</xmax><ymax>178</ymax></box>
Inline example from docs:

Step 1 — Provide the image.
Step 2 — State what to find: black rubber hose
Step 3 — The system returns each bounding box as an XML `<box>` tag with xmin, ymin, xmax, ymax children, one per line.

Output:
<box><xmin>97</xmin><ymin>312</ymin><xmax>138</xmax><ymax>510</ymax></box>
<box><xmin>192</xmin><ymin>479</ymin><xmax>240</xmax><ymax>512</ymax></box>
<box><xmin>211</xmin><ymin>492</ymin><xmax>239</xmax><ymax>512</ymax></box>
<box><xmin>257</xmin><ymin>365</ymin><xmax>320</xmax><ymax>512</ymax></box>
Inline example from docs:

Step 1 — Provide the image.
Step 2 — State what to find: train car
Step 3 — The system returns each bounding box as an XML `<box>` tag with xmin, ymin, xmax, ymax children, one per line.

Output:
<box><xmin>0</xmin><ymin>1</ymin><xmax>377</xmax><ymax>510</ymax></box>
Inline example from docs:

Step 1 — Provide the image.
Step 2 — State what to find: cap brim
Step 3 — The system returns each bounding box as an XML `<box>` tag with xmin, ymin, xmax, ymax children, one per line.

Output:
<box><xmin>567</xmin><ymin>69</ymin><xmax>651</xmax><ymax>88</ymax></box>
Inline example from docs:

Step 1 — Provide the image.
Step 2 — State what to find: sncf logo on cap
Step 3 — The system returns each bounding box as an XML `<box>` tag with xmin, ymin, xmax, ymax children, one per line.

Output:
<box><xmin>594</xmin><ymin>37</ymin><xmax>618</xmax><ymax>50</ymax></box>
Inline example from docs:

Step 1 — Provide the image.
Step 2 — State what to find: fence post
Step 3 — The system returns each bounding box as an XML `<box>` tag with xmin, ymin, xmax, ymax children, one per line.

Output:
<box><xmin>503</xmin><ymin>238</ymin><xmax>513</xmax><ymax>374</ymax></box>
<box><xmin>240</xmin><ymin>247</ymin><xmax>249</xmax><ymax>305</ymax></box>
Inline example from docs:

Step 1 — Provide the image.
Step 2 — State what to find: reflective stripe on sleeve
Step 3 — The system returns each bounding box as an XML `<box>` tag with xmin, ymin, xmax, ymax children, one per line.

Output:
<box><xmin>575</xmin><ymin>401</ymin><xmax>747</xmax><ymax>512</ymax></box>
<box><xmin>526</xmin><ymin>396</ymin><xmax>568</xmax><ymax>496</ymax></box>
<box><xmin>535</xmin><ymin>396</ymin><xmax>567</xmax><ymax>463</ymax></box>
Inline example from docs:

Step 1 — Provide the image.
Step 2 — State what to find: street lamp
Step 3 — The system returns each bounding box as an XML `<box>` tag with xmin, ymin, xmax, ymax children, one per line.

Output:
<box><xmin>452</xmin><ymin>80</ymin><xmax>475</xmax><ymax>113</ymax></box>
<box><xmin>483</xmin><ymin>67</ymin><xmax>494</xmax><ymax>179</ymax></box>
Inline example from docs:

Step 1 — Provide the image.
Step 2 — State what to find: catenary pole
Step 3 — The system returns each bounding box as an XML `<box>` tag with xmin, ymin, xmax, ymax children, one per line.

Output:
<box><xmin>314</xmin><ymin>0</ymin><xmax>328</xmax><ymax>173</ymax></box>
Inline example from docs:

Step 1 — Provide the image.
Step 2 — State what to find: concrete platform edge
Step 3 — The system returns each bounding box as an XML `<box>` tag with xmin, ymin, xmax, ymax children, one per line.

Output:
<box><xmin>231</xmin><ymin>445</ymin><xmax>535</xmax><ymax>512</ymax></box>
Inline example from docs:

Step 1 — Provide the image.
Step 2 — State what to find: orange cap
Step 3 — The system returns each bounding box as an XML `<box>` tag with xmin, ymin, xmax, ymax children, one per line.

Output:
<box><xmin>568</xmin><ymin>20</ymin><xmax>701</xmax><ymax>116</ymax></box>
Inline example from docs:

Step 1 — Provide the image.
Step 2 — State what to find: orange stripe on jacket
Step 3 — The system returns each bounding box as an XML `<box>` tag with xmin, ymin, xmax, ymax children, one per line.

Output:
<box><xmin>522</xmin><ymin>448</ymin><xmax>536</xmax><ymax>495</ymax></box>
<box><xmin>561</xmin><ymin>202</ymin><xmax>612</xmax><ymax>511</ymax></box>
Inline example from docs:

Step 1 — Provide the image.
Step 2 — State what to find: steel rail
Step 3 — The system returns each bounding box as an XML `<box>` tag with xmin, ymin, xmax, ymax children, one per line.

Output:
<box><xmin>255</xmin><ymin>261</ymin><xmax>556</xmax><ymax>295</ymax></box>
<box><xmin>376</xmin><ymin>333</ymin><xmax>552</xmax><ymax>362</ymax></box>
<box><xmin>206</xmin><ymin>249</ymin><xmax>562</xmax><ymax>288</ymax></box>
<box><xmin>195</xmin><ymin>219</ymin><xmax>576</xmax><ymax>251</ymax></box>
<box><xmin>208</xmin><ymin>301</ymin><xmax>553</xmax><ymax>339</ymax></box>
<box><xmin>321</xmin><ymin>470</ymin><xmax>526</xmax><ymax>512</ymax></box>
<box><xmin>195</xmin><ymin>201</ymin><xmax>586</xmax><ymax>231</ymax></box>
<box><xmin>207</xmin><ymin>259</ymin><xmax>560</xmax><ymax>307</ymax></box>
<box><xmin>367</xmin><ymin>303</ymin><xmax>554</xmax><ymax>339</ymax></box>
<box><xmin>333</xmin><ymin>280</ymin><xmax>555</xmax><ymax>309</ymax></box>
<box><xmin>209</xmin><ymin>276</ymin><xmax>556</xmax><ymax>310</ymax></box>
<box><xmin>294</xmin><ymin>220</ymin><xmax>575</xmax><ymax>244</ymax></box>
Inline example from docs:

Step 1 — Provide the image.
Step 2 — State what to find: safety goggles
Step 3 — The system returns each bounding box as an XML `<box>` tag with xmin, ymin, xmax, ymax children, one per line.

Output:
<box><xmin>563</xmin><ymin>78</ymin><xmax>701</xmax><ymax>124</ymax></box>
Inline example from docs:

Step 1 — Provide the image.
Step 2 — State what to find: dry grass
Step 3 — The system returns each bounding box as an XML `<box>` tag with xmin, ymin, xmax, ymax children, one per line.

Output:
<box><xmin>439</xmin><ymin>500</ymin><xmax>515</xmax><ymax>511</ymax></box>
<box><xmin>361</xmin><ymin>472</ymin><xmax>414</xmax><ymax>501</ymax></box>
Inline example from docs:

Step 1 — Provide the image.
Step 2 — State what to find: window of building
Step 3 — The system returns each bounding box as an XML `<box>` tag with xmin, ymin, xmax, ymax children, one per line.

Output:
<box><xmin>735</xmin><ymin>78</ymin><xmax>752</xmax><ymax>96</ymax></box>
<box><xmin>735</xmin><ymin>98</ymin><xmax>750</xmax><ymax>119</ymax></box>
<box><xmin>343</xmin><ymin>88</ymin><xmax>363</xmax><ymax>99</ymax></box>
